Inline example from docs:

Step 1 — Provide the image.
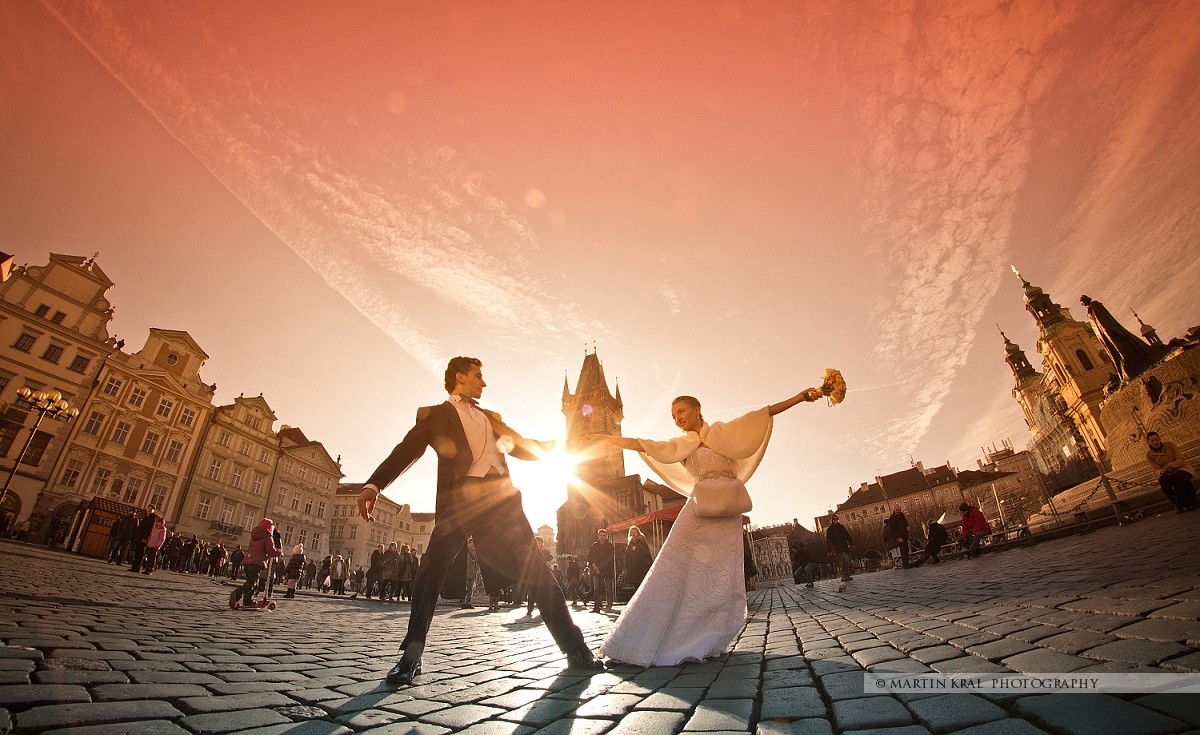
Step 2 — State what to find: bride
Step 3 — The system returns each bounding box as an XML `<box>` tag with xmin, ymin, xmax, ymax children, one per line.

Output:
<box><xmin>587</xmin><ymin>386</ymin><xmax>824</xmax><ymax>667</ymax></box>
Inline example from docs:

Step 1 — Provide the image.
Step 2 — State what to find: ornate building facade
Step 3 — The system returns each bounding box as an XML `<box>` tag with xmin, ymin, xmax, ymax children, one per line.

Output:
<box><xmin>1012</xmin><ymin>270</ymin><xmax>1113</xmax><ymax>468</ymax></box>
<box><xmin>556</xmin><ymin>350</ymin><xmax>684</xmax><ymax>560</ymax></box>
<box><xmin>172</xmin><ymin>395</ymin><xmax>280</xmax><ymax>550</ymax></box>
<box><xmin>0</xmin><ymin>254</ymin><xmax>118</xmax><ymax>533</ymax></box>
<box><xmin>266</xmin><ymin>426</ymin><xmax>342</xmax><ymax>559</ymax></box>
<box><xmin>40</xmin><ymin>329</ymin><xmax>216</xmax><ymax>534</ymax></box>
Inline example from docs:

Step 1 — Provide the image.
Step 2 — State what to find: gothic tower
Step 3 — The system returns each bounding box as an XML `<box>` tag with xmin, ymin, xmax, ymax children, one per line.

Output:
<box><xmin>562</xmin><ymin>350</ymin><xmax>625</xmax><ymax>485</ymax></box>
<box><xmin>1012</xmin><ymin>268</ymin><xmax>1113</xmax><ymax>469</ymax></box>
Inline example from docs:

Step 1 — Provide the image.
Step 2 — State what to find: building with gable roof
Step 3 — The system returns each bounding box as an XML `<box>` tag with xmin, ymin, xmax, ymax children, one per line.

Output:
<box><xmin>173</xmin><ymin>394</ymin><xmax>281</xmax><ymax>549</ymax></box>
<box><xmin>0</xmin><ymin>253</ymin><xmax>120</xmax><ymax>534</ymax></box>
<box><xmin>39</xmin><ymin>329</ymin><xmax>216</xmax><ymax>538</ymax></box>
<box><xmin>267</xmin><ymin>425</ymin><xmax>342</xmax><ymax>558</ymax></box>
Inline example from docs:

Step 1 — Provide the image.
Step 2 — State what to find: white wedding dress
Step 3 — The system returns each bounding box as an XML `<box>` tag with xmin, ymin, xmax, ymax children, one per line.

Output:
<box><xmin>599</xmin><ymin>447</ymin><xmax>748</xmax><ymax>667</ymax></box>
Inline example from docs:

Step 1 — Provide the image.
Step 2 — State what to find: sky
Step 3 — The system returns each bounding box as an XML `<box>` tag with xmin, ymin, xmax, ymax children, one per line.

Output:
<box><xmin>2</xmin><ymin>0</ymin><xmax>1198</xmax><ymax>534</ymax></box>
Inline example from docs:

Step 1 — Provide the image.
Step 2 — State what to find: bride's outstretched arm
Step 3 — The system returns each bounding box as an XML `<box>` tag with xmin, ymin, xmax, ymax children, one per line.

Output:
<box><xmin>585</xmin><ymin>434</ymin><xmax>642</xmax><ymax>450</ymax></box>
<box><xmin>769</xmin><ymin>387</ymin><xmax>823</xmax><ymax>416</ymax></box>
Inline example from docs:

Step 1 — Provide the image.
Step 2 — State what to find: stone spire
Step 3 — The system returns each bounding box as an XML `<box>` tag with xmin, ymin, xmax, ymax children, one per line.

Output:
<box><xmin>1080</xmin><ymin>295</ymin><xmax>1166</xmax><ymax>383</ymax></box>
<box><xmin>1131</xmin><ymin>310</ymin><xmax>1164</xmax><ymax>348</ymax></box>
<box><xmin>1012</xmin><ymin>266</ymin><xmax>1066</xmax><ymax>330</ymax></box>
<box><xmin>999</xmin><ymin>326</ymin><xmax>1038</xmax><ymax>383</ymax></box>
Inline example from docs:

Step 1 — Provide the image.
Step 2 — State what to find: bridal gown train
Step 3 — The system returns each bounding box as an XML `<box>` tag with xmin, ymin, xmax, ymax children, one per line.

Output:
<box><xmin>599</xmin><ymin>447</ymin><xmax>748</xmax><ymax>667</ymax></box>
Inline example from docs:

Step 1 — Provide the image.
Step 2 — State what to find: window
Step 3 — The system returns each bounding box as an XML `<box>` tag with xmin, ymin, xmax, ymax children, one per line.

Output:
<box><xmin>68</xmin><ymin>355</ymin><xmax>90</xmax><ymax>373</ymax></box>
<box><xmin>299</xmin><ymin>528</ymin><xmax>307</xmax><ymax>546</ymax></box>
<box><xmin>128</xmin><ymin>388</ymin><xmax>147</xmax><ymax>408</ymax></box>
<box><xmin>276</xmin><ymin>488</ymin><xmax>286</xmax><ymax>505</ymax></box>
<box><xmin>282</xmin><ymin>459</ymin><xmax>293</xmax><ymax>474</ymax></box>
<box><xmin>0</xmin><ymin>376</ymin><xmax>9</xmax><ymax>396</ymax></box>
<box><xmin>283</xmin><ymin>525</ymin><xmax>294</xmax><ymax>545</ymax></box>
<box><xmin>82</xmin><ymin>411</ymin><xmax>105</xmax><ymax>435</ymax></box>
<box><xmin>258</xmin><ymin>448</ymin><xmax>269</xmax><ymax>463</ymax></box>
<box><xmin>311</xmin><ymin>532</ymin><xmax>320</xmax><ymax>549</ymax></box>
<box><xmin>246</xmin><ymin>416</ymin><xmax>262</xmax><ymax>430</ymax></box>
<box><xmin>165</xmin><ymin>353</ymin><xmax>178</xmax><ymax>366</ymax></box>
<box><xmin>420</xmin><ymin>525</ymin><xmax>426</xmax><ymax>533</ymax></box>
<box><xmin>89</xmin><ymin>468</ymin><xmax>112</xmax><ymax>495</ymax></box>
<box><xmin>13</xmin><ymin>334</ymin><xmax>36</xmax><ymax>353</ymax></box>
<box><xmin>165</xmin><ymin>440</ymin><xmax>184</xmax><ymax>463</ymax></box>
<box><xmin>221</xmin><ymin>502</ymin><xmax>234</xmax><ymax>524</ymax></box>
<box><xmin>102</xmin><ymin>377</ymin><xmax>122</xmax><ymax>397</ymax></box>
<box><xmin>218</xmin><ymin>432</ymin><xmax>231</xmax><ymax>447</ymax></box>
<box><xmin>41</xmin><ymin>344</ymin><xmax>64</xmax><ymax>364</ymax></box>
<box><xmin>140</xmin><ymin>431</ymin><xmax>160</xmax><ymax>455</ymax></box>
<box><xmin>107</xmin><ymin>478</ymin><xmax>123</xmax><ymax>499</ymax></box>
<box><xmin>60</xmin><ymin>458</ymin><xmax>84</xmax><ymax>487</ymax></box>
<box><xmin>179</xmin><ymin>408</ymin><xmax>197</xmax><ymax>427</ymax></box>
<box><xmin>50</xmin><ymin>311</ymin><xmax>66</xmax><ymax>324</ymax></box>
<box><xmin>34</xmin><ymin>304</ymin><xmax>49</xmax><ymax>317</ymax></box>
<box><xmin>243</xmin><ymin>510</ymin><xmax>255</xmax><ymax>529</ymax></box>
<box><xmin>298</xmin><ymin>466</ymin><xmax>307</xmax><ymax>481</ymax></box>
<box><xmin>317</xmin><ymin>501</ymin><xmax>326</xmax><ymax>519</ymax></box>
<box><xmin>155</xmin><ymin>398</ymin><xmax>174</xmax><ymax>418</ymax></box>
<box><xmin>251</xmin><ymin>473</ymin><xmax>263</xmax><ymax>495</ymax></box>
<box><xmin>122</xmin><ymin>477</ymin><xmax>143</xmax><ymax>505</ymax></box>
<box><xmin>196</xmin><ymin>496</ymin><xmax>211</xmax><ymax>520</ymax></box>
<box><xmin>150</xmin><ymin>484</ymin><xmax>168</xmax><ymax>509</ymax></box>
<box><xmin>231</xmin><ymin>466</ymin><xmax>243</xmax><ymax>489</ymax></box>
<box><xmin>207</xmin><ymin>458</ymin><xmax>222</xmax><ymax>480</ymax></box>
<box><xmin>290</xmin><ymin>492</ymin><xmax>300</xmax><ymax>510</ymax></box>
<box><xmin>1076</xmin><ymin>349</ymin><xmax>1095</xmax><ymax>371</ymax></box>
<box><xmin>21</xmin><ymin>431</ymin><xmax>53</xmax><ymax>466</ymax></box>
<box><xmin>239</xmin><ymin>441</ymin><xmax>250</xmax><ymax>456</ymax></box>
<box><xmin>304</xmin><ymin>497</ymin><xmax>312</xmax><ymax>514</ymax></box>
<box><xmin>110</xmin><ymin>421</ymin><xmax>132</xmax><ymax>445</ymax></box>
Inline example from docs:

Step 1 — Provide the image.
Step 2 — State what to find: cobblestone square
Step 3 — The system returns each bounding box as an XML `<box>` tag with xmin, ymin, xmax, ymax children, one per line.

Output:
<box><xmin>2</xmin><ymin>509</ymin><xmax>1200</xmax><ymax>734</ymax></box>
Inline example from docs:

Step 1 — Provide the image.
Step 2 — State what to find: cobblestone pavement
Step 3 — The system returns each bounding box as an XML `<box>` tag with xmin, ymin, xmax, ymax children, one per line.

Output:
<box><xmin>2</xmin><ymin>510</ymin><xmax>1200</xmax><ymax>735</ymax></box>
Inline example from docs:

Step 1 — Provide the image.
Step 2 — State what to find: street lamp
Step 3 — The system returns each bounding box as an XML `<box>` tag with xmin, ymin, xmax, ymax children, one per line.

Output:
<box><xmin>0</xmin><ymin>387</ymin><xmax>80</xmax><ymax>523</ymax></box>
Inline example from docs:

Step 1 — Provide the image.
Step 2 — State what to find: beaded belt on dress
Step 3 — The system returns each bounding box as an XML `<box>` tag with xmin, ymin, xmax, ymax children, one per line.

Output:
<box><xmin>696</xmin><ymin>470</ymin><xmax>738</xmax><ymax>481</ymax></box>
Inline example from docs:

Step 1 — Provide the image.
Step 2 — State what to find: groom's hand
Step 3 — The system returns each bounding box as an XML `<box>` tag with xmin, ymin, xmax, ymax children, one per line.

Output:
<box><xmin>358</xmin><ymin>484</ymin><xmax>380</xmax><ymax>522</ymax></box>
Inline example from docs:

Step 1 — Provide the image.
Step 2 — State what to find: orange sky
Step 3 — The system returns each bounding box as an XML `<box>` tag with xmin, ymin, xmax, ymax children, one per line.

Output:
<box><xmin>2</xmin><ymin>0</ymin><xmax>1198</xmax><ymax>532</ymax></box>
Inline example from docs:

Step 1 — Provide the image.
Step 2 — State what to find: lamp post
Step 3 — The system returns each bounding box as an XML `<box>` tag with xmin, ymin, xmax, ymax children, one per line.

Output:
<box><xmin>0</xmin><ymin>387</ymin><xmax>80</xmax><ymax>526</ymax></box>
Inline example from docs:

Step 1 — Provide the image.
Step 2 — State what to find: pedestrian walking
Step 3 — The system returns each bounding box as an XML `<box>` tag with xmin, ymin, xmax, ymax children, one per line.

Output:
<box><xmin>884</xmin><ymin>506</ymin><xmax>911</xmax><ymax>568</ymax></box>
<box><xmin>624</xmin><ymin>526</ymin><xmax>654</xmax><ymax>592</ymax></box>
<box><xmin>141</xmin><ymin>516</ymin><xmax>168</xmax><ymax>575</ymax></box>
<box><xmin>284</xmin><ymin>544</ymin><xmax>306</xmax><ymax>598</ymax></box>
<box><xmin>107</xmin><ymin>513</ymin><xmax>136</xmax><ymax>564</ymax></box>
<box><xmin>208</xmin><ymin>543</ymin><xmax>227</xmax><ymax>577</ymax></box>
<box><xmin>588</xmin><ymin>529</ymin><xmax>616</xmax><ymax>612</ymax></box>
<box><xmin>331</xmin><ymin>554</ymin><xmax>349</xmax><ymax>595</ymax></box>
<box><xmin>229</xmin><ymin>545</ymin><xmax>245</xmax><ymax>580</ymax></box>
<box><xmin>128</xmin><ymin>505</ymin><xmax>158</xmax><ymax>574</ymax></box>
<box><xmin>825</xmin><ymin>513</ymin><xmax>856</xmax><ymax>582</ymax></box>
<box><xmin>462</xmin><ymin>537</ymin><xmax>479</xmax><ymax>609</ymax></box>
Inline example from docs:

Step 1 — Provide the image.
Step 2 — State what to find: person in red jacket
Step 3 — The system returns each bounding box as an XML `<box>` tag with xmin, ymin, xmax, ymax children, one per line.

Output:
<box><xmin>959</xmin><ymin>503</ymin><xmax>991</xmax><ymax>558</ymax></box>
<box><xmin>230</xmin><ymin>518</ymin><xmax>282</xmax><ymax>608</ymax></box>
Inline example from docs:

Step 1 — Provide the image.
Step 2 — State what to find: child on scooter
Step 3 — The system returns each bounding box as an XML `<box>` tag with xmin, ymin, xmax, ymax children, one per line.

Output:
<box><xmin>231</xmin><ymin>518</ymin><xmax>282</xmax><ymax>609</ymax></box>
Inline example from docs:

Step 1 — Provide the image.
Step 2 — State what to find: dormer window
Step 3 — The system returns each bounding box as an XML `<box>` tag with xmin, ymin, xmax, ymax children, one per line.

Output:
<box><xmin>166</xmin><ymin>353</ymin><xmax>178</xmax><ymax>366</ymax></box>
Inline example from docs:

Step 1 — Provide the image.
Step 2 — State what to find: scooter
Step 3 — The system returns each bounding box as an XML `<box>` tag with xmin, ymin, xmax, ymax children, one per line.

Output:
<box><xmin>229</xmin><ymin>559</ymin><xmax>277</xmax><ymax>611</ymax></box>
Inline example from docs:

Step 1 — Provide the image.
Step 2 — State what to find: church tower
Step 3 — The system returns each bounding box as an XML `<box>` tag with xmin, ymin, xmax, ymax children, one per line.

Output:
<box><xmin>1013</xmin><ymin>268</ymin><xmax>1113</xmax><ymax>469</ymax></box>
<box><xmin>562</xmin><ymin>350</ymin><xmax>625</xmax><ymax>484</ymax></box>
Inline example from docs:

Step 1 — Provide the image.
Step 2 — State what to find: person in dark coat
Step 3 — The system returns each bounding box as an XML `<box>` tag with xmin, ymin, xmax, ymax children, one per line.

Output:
<box><xmin>107</xmin><ymin>513</ymin><xmax>136</xmax><ymax>564</ymax></box>
<box><xmin>824</xmin><ymin>514</ymin><xmax>855</xmax><ymax>582</ymax></box>
<box><xmin>284</xmin><ymin>544</ymin><xmax>306</xmax><ymax>598</ymax></box>
<box><xmin>356</xmin><ymin>356</ymin><xmax>596</xmax><ymax>685</ymax></box>
<box><xmin>304</xmin><ymin>558</ymin><xmax>317</xmax><ymax>589</ymax></box>
<box><xmin>912</xmin><ymin>521</ymin><xmax>949</xmax><ymax>567</ymax></box>
<box><xmin>356</xmin><ymin>544</ymin><xmax>386</xmax><ymax>600</ymax></box>
<box><xmin>588</xmin><ymin>529</ymin><xmax>616</xmax><ymax>612</ymax></box>
<box><xmin>566</xmin><ymin>557</ymin><xmax>581</xmax><ymax>604</ymax></box>
<box><xmin>623</xmin><ymin>526</ymin><xmax>654</xmax><ymax>592</ymax></box>
<box><xmin>790</xmin><ymin>537</ymin><xmax>816</xmax><ymax>587</ymax></box>
<box><xmin>380</xmin><ymin>543</ymin><xmax>400</xmax><ymax>601</ymax></box>
<box><xmin>229</xmin><ymin>545</ymin><xmax>245</xmax><ymax>580</ymax></box>
<box><xmin>128</xmin><ymin>505</ymin><xmax>158</xmax><ymax>573</ymax></box>
<box><xmin>884</xmin><ymin>506</ymin><xmax>910</xmax><ymax>569</ymax></box>
<box><xmin>318</xmin><ymin>555</ymin><xmax>332</xmax><ymax>592</ymax></box>
<box><xmin>208</xmin><ymin>543</ymin><xmax>228</xmax><ymax>577</ymax></box>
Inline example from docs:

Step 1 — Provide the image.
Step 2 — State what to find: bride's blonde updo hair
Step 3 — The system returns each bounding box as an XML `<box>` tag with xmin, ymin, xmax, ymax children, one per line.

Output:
<box><xmin>672</xmin><ymin>395</ymin><xmax>703</xmax><ymax>422</ymax></box>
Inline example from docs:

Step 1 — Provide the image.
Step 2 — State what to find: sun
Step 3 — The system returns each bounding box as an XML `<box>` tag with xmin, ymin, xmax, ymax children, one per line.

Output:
<box><xmin>508</xmin><ymin>440</ymin><xmax>583</xmax><ymax>527</ymax></box>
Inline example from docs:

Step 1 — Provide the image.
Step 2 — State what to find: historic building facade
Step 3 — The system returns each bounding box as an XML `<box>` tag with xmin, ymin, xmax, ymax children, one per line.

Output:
<box><xmin>39</xmin><ymin>329</ymin><xmax>216</xmax><ymax>534</ymax></box>
<box><xmin>555</xmin><ymin>350</ymin><xmax>684</xmax><ymax>560</ymax></box>
<box><xmin>817</xmin><ymin>462</ymin><xmax>966</xmax><ymax>550</ymax></box>
<box><xmin>172</xmin><ymin>395</ymin><xmax>280</xmax><ymax>550</ymax></box>
<box><xmin>266</xmin><ymin>426</ymin><xmax>342</xmax><ymax>559</ymax></box>
<box><xmin>0</xmin><ymin>254</ymin><xmax>118</xmax><ymax>532</ymax></box>
<box><xmin>1011</xmin><ymin>270</ymin><xmax>1113</xmax><ymax>468</ymax></box>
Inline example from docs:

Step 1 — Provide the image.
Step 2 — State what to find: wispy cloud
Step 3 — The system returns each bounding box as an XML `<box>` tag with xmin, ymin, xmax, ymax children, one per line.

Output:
<box><xmin>658</xmin><ymin>285</ymin><xmax>683</xmax><ymax>315</ymax></box>
<box><xmin>41</xmin><ymin>0</ymin><xmax>599</xmax><ymax>374</ymax></box>
<box><xmin>835</xmin><ymin>0</ymin><xmax>1080</xmax><ymax>458</ymax></box>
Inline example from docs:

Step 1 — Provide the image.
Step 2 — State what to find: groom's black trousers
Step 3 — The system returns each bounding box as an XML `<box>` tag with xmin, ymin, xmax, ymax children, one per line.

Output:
<box><xmin>401</xmin><ymin>472</ymin><xmax>587</xmax><ymax>655</ymax></box>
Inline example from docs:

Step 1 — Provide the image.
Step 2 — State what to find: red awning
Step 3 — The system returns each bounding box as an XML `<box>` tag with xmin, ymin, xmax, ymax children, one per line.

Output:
<box><xmin>605</xmin><ymin>505</ymin><xmax>749</xmax><ymax>534</ymax></box>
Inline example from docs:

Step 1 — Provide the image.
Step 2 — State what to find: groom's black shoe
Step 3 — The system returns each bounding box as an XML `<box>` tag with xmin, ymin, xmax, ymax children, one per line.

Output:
<box><xmin>566</xmin><ymin>648</ymin><xmax>603</xmax><ymax>671</ymax></box>
<box><xmin>385</xmin><ymin>655</ymin><xmax>422</xmax><ymax>685</ymax></box>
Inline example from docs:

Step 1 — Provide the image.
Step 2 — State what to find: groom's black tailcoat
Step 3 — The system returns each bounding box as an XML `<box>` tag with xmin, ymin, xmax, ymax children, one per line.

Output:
<box><xmin>366</xmin><ymin>401</ymin><xmax>587</xmax><ymax>654</ymax></box>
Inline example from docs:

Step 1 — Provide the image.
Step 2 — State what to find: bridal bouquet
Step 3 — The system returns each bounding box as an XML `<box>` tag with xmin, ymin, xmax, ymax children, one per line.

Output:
<box><xmin>821</xmin><ymin>368</ymin><xmax>847</xmax><ymax>406</ymax></box>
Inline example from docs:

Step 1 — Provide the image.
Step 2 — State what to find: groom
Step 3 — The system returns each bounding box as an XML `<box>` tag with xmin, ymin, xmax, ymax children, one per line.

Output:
<box><xmin>358</xmin><ymin>356</ymin><xmax>601</xmax><ymax>685</ymax></box>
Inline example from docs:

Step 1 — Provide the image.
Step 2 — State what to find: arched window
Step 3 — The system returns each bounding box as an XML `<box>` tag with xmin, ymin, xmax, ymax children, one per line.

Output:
<box><xmin>1075</xmin><ymin>349</ymin><xmax>1094</xmax><ymax>371</ymax></box>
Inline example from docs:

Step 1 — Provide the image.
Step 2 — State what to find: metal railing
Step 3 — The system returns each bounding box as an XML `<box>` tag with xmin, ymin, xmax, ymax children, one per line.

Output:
<box><xmin>208</xmin><ymin>521</ymin><xmax>244</xmax><ymax>536</ymax></box>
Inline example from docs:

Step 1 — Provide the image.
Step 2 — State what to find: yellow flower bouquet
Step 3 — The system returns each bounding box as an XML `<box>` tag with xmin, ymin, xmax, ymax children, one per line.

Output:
<box><xmin>821</xmin><ymin>368</ymin><xmax>847</xmax><ymax>406</ymax></box>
